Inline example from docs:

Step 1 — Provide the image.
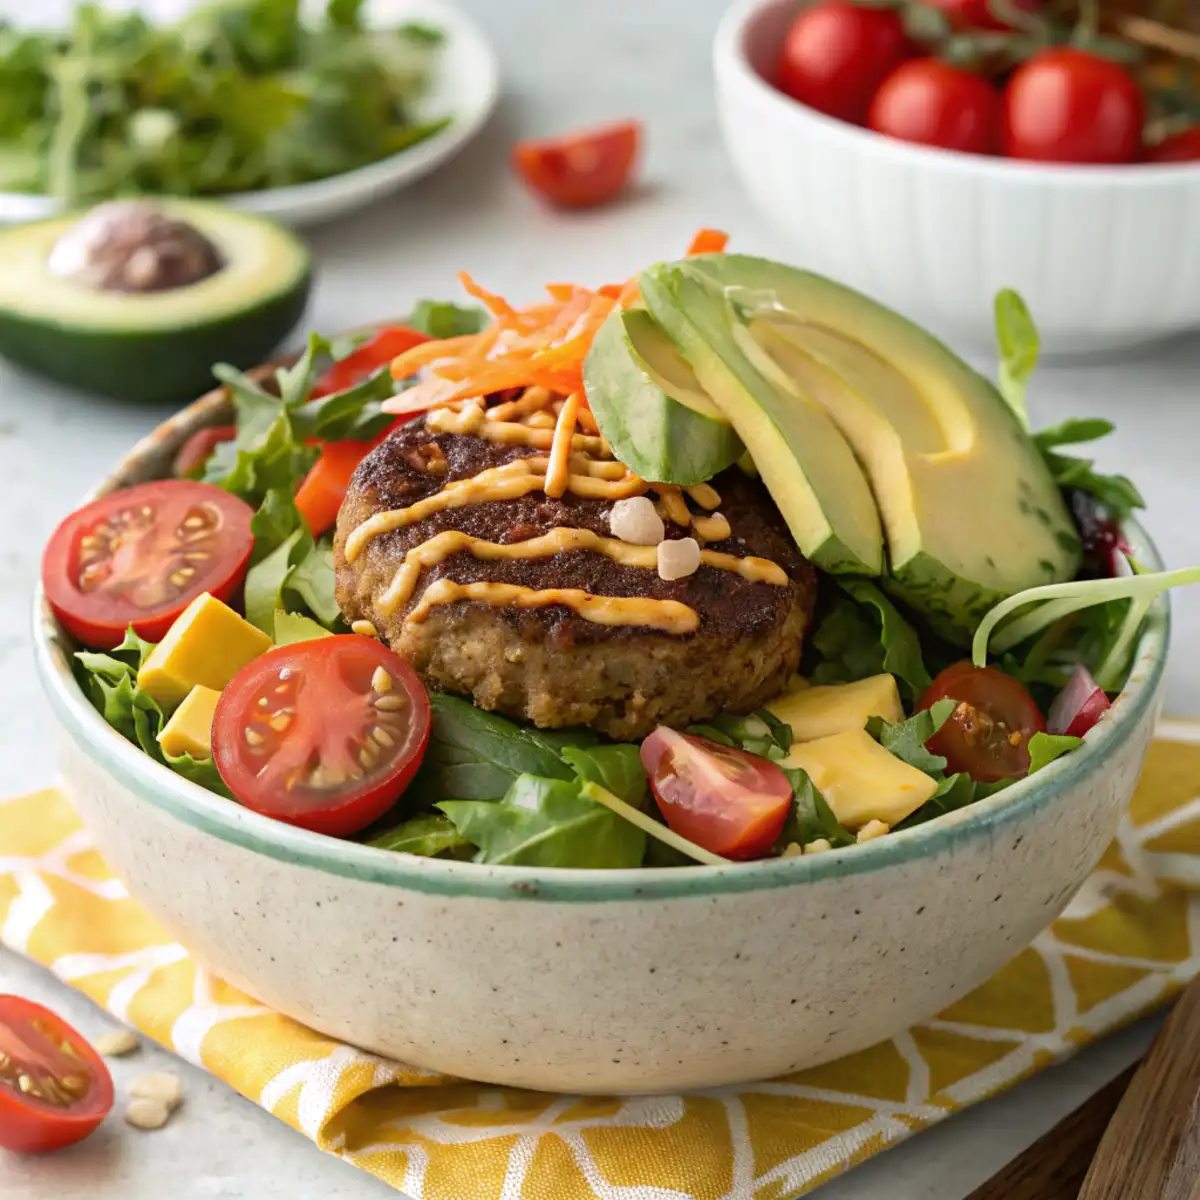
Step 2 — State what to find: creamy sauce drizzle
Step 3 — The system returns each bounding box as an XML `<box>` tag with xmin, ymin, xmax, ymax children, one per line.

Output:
<box><xmin>347</xmin><ymin>388</ymin><xmax>787</xmax><ymax>634</ymax></box>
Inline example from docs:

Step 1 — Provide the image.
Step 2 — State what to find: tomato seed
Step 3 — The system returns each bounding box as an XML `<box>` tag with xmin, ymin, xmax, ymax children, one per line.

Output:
<box><xmin>371</xmin><ymin>667</ymin><xmax>393</xmax><ymax>694</ymax></box>
<box><xmin>244</xmin><ymin>728</ymin><xmax>265</xmax><ymax>747</ymax></box>
<box><xmin>266</xmin><ymin>712</ymin><xmax>292</xmax><ymax>732</ymax></box>
<box><xmin>359</xmin><ymin>745</ymin><xmax>378</xmax><ymax>768</ymax></box>
<box><xmin>373</xmin><ymin>695</ymin><xmax>406</xmax><ymax>712</ymax></box>
<box><xmin>371</xmin><ymin>727</ymin><xmax>395</xmax><ymax>748</ymax></box>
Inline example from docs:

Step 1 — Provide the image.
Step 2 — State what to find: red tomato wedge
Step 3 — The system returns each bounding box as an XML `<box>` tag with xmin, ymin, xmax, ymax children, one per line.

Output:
<box><xmin>213</xmin><ymin>637</ymin><xmax>431</xmax><ymax>838</ymax></box>
<box><xmin>918</xmin><ymin>662</ymin><xmax>1045</xmax><ymax>782</ymax></box>
<box><xmin>0</xmin><ymin>995</ymin><xmax>114</xmax><ymax>1154</ymax></box>
<box><xmin>513</xmin><ymin>121</ymin><xmax>640</xmax><ymax>210</ymax></box>
<box><xmin>295</xmin><ymin>431</ymin><xmax>391</xmax><ymax>537</ymax></box>
<box><xmin>640</xmin><ymin>728</ymin><xmax>793</xmax><ymax>860</ymax></box>
<box><xmin>173</xmin><ymin>425</ymin><xmax>236</xmax><ymax>478</ymax></box>
<box><xmin>312</xmin><ymin>326</ymin><xmax>432</xmax><ymax>398</ymax></box>
<box><xmin>42</xmin><ymin>480</ymin><xmax>255</xmax><ymax>650</ymax></box>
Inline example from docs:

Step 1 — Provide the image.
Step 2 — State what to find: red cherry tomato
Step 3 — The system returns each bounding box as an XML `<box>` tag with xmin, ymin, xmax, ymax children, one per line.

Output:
<box><xmin>173</xmin><ymin>425</ymin><xmax>236</xmax><ymax>478</ymax></box>
<box><xmin>1002</xmin><ymin>49</ymin><xmax>1143</xmax><ymax>164</ymax></box>
<box><xmin>312</xmin><ymin>326</ymin><xmax>432</xmax><ymax>399</ymax></box>
<box><xmin>925</xmin><ymin>0</ymin><xmax>1039</xmax><ymax>31</ymax></box>
<box><xmin>776</xmin><ymin>0</ymin><xmax>913</xmax><ymax>125</ymax></box>
<box><xmin>918</xmin><ymin>662</ymin><xmax>1046</xmax><ymax>783</ymax></box>
<box><xmin>0</xmin><ymin>995</ymin><xmax>114</xmax><ymax>1154</ymax></box>
<box><xmin>640</xmin><ymin>727</ymin><xmax>793</xmax><ymax>860</ymax></box>
<box><xmin>213</xmin><ymin>637</ymin><xmax>431</xmax><ymax>838</ymax></box>
<box><xmin>1144</xmin><ymin>127</ymin><xmax>1200</xmax><ymax>164</ymax></box>
<box><xmin>42</xmin><ymin>480</ymin><xmax>255</xmax><ymax>650</ymax></box>
<box><xmin>869</xmin><ymin>59</ymin><xmax>999</xmax><ymax>154</ymax></box>
<box><xmin>513</xmin><ymin>121</ymin><xmax>640</xmax><ymax>210</ymax></box>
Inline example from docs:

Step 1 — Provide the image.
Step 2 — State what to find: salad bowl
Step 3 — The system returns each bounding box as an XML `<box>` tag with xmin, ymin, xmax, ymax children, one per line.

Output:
<box><xmin>32</xmin><ymin>386</ymin><xmax>1168</xmax><ymax>1094</ymax></box>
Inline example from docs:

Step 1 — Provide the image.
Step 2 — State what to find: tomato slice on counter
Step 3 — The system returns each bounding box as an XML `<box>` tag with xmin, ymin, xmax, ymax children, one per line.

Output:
<box><xmin>42</xmin><ymin>480</ymin><xmax>256</xmax><ymax>650</ymax></box>
<box><xmin>918</xmin><ymin>662</ymin><xmax>1045</xmax><ymax>783</ymax></box>
<box><xmin>513</xmin><ymin>121</ymin><xmax>641</xmax><ymax>210</ymax></box>
<box><xmin>173</xmin><ymin>425</ymin><xmax>236</xmax><ymax>478</ymax></box>
<box><xmin>640</xmin><ymin>728</ymin><xmax>793</xmax><ymax>860</ymax></box>
<box><xmin>213</xmin><ymin>637</ymin><xmax>431</xmax><ymax>837</ymax></box>
<box><xmin>312</xmin><ymin>325</ymin><xmax>432</xmax><ymax>398</ymax></box>
<box><xmin>0</xmin><ymin>995</ymin><xmax>114</xmax><ymax>1154</ymax></box>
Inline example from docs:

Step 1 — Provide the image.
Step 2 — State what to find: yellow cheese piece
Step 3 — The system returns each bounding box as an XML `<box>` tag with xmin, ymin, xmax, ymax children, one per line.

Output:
<box><xmin>783</xmin><ymin>728</ymin><xmax>937</xmax><ymax>829</ymax></box>
<box><xmin>768</xmin><ymin>674</ymin><xmax>903</xmax><ymax>742</ymax></box>
<box><xmin>157</xmin><ymin>685</ymin><xmax>221</xmax><ymax>760</ymax></box>
<box><xmin>138</xmin><ymin>593</ymin><xmax>273</xmax><ymax>707</ymax></box>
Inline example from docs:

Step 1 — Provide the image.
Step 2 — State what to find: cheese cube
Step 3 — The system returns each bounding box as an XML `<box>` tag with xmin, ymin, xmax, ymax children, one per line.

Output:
<box><xmin>768</xmin><ymin>674</ymin><xmax>903</xmax><ymax>743</ymax></box>
<box><xmin>783</xmin><ymin>728</ymin><xmax>937</xmax><ymax>829</ymax></box>
<box><xmin>157</xmin><ymin>686</ymin><xmax>221</xmax><ymax>760</ymax></box>
<box><xmin>138</xmin><ymin>593</ymin><xmax>272</xmax><ymax>707</ymax></box>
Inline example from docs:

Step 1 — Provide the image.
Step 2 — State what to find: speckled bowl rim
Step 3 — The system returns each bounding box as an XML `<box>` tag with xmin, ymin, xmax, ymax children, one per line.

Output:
<box><xmin>32</xmin><ymin>377</ymin><xmax>1169</xmax><ymax>903</ymax></box>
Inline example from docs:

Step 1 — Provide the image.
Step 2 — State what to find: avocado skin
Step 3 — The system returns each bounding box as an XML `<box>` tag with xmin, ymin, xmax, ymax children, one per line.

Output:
<box><xmin>0</xmin><ymin>269</ymin><xmax>311</xmax><ymax>403</ymax></box>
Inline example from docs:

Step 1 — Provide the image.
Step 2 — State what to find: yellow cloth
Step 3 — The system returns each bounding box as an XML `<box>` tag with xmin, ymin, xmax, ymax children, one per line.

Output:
<box><xmin>4</xmin><ymin>729</ymin><xmax>1200</xmax><ymax>1200</ymax></box>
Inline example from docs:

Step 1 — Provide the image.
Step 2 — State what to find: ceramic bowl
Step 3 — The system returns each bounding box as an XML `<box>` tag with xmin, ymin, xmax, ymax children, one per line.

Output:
<box><xmin>33</xmin><ymin>391</ymin><xmax>1168</xmax><ymax>1094</ymax></box>
<box><xmin>714</xmin><ymin>0</ymin><xmax>1200</xmax><ymax>356</ymax></box>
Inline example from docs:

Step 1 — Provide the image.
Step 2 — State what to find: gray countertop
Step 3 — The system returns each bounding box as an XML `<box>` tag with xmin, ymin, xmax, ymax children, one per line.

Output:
<box><xmin>3</xmin><ymin>0</ymin><xmax>1200</xmax><ymax>1196</ymax></box>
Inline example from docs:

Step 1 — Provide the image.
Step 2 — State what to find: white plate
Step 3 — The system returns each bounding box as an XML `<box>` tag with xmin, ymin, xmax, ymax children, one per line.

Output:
<box><xmin>0</xmin><ymin>0</ymin><xmax>499</xmax><ymax>229</ymax></box>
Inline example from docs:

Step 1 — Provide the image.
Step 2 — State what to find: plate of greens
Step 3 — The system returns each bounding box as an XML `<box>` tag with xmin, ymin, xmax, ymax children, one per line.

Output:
<box><xmin>0</xmin><ymin>0</ymin><xmax>499</xmax><ymax>228</ymax></box>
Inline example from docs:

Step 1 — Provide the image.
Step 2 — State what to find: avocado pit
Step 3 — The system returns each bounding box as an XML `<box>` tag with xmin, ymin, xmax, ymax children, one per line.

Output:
<box><xmin>47</xmin><ymin>201</ymin><xmax>225</xmax><ymax>294</ymax></box>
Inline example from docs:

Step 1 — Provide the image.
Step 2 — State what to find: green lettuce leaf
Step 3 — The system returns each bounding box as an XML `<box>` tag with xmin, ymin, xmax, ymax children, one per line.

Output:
<box><xmin>1033</xmin><ymin>418</ymin><xmax>1144</xmax><ymax>519</ymax></box>
<box><xmin>367</xmin><ymin>813</ymin><xmax>472</xmax><ymax>857</ymax></box>
<box><xmin>285</xmin><ymin>538</ymin><xmax>340</xmax><ymax>627</ymax></box>
<box><xmin>686</xmin><ymin>710</ymin><xmax>792</xmax><ymax>761</ymax></box>
<box><xmin>406</xmin><ymin>300</ymin><xmax>487</xmax><ymax>339</ymax></box>
<box><xmin>1027</xmin><ymin>732</ymin><xmax>1084</xmax><ymax>774</ymax></box>
<box><xmin>244</xmin><ymin>526</ymin><xmax>308</xmax><ymax>633</ymax></box>
<box><xmin>994</xmin><ymin>289</ymin><xmax>1038</xmax><ymax>431</ymax></box>
<box><xmin>273</xmin><ymin>609</ymin><xmax>333</xmax><ymax>645</ymax></box>
<box><xmin>777</xmin><ymin>769</ymin><xmax>854</xmax><ymax>850</ymax></box>
<box><xmin>559</xmin><ymin>745</ymin><xmax>648</xmax><ymax>807</ymax></box>
<box><xmin>865</xmin><ymin>698</ymin><xmax>956</xmax><ymax>774</ymax></box>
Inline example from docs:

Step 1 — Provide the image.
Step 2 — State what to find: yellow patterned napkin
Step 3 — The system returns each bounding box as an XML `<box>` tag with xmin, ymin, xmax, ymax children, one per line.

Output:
<box><xmin>5</xmin><ymin>725</ymin><xmax>1200</xmax><ymax>1199</ymax></box>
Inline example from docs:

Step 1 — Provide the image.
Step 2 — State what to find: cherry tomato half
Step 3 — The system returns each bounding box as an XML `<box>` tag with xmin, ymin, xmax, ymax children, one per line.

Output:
<box><xmin>869</xmin><ymin>59</ymin><xmax>999</xmax><ymax>155</ymax></box>
<box><xmin>918</xmin><ymin>662</ymin><xmax>1045</xmax><ymax>783</ymax></box>
<box><xmin>640</xmin><ymin>728</ymin><xmax>793</xmax><ymax>860</ymax></box>
<box><xmin>513</xmin><ymin>121</ymin><xmax>641</xmax><ymax>210</ymax></box>
<box><xmin>173</xmin><ymin>425</ymin><xmax>236</xmax><ymax>479</ymax></box>
<box><xmin>1002</xmin><ymin>49</ymin><xmax>1143</xmax><ymax>165</ymax></box>
<box><xmin>925</xmin><ymin>0</ymin><xmax>1039</xmax><ymax>32</ymax></box>
<box><xmin>776</xmin><ymin>0</ymin><xmax>913</xmax><ymax>125</ymax></box>
<box><xmin>312</xmin><ymin>326</ymin><xmax>432</xmax><ymax>399</ymax></box>
<box><xmin>42</xmin><ymin>480</ymin><xmax>255</xmax><ymax>650</ymax></box>
<box><xmin>1144</xmin><ymin>127</ymin><xmax>1200</xmax><ymax>165</ymax></box>
<box><xmin>0</xmin><ymin>996</ymin><xmax>114</xmax><ymax>1154</ymax></box>
<box><xmin>213</xmin><ymin>636</ymin><xmax>431</xmax><ymax>838</ymax></box>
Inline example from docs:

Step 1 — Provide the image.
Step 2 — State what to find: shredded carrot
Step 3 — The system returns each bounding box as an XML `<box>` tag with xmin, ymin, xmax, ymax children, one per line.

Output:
<box><xmin>687</xmin><ymin>228</ymin><xmax>729</xmax><ymax>256</ymax></box>
<box><xmin>544</xmin><ymin>392</ymin><xmax>581</xmax><ymax>498</ymax></box>
<box><xmin>458</xmin><ymin>271</ymin><xmax>517</xmax><ymax>317</ymax></box>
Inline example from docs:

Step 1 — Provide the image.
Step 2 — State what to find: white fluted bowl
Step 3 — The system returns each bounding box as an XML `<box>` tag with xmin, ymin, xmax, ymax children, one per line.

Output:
<box><xmin>714</xmin><ymin>0</ymin><xmax>1200</xmax><ymax>356</ymax></box>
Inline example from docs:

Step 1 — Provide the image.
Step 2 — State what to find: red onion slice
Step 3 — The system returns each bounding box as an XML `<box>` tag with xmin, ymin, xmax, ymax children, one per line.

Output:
<box><xmin>1047</xmin><ymin>664</ymin><xmax>1111</xmax><ymax>738</ymax></box>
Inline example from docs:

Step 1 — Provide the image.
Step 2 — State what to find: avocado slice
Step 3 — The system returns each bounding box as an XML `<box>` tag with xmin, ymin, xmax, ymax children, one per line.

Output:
<box><xmin>638</xmin><ymin>260</ymin><xmax>884</xmax><ymax>577</ymax></box>
<box><xmin>690</xmin><ymin>254</ymin><xmax>1082</xmax><ymax>643</ymax></box>
<box><xmin>583</xmin><ymin>307</ymin><xmax>742</xmax><ymax>484</ymax></box>
<box><xmin>0</xmin><ymin>200</ymin><xmax>311</xmax><ymax>402</ymax></box>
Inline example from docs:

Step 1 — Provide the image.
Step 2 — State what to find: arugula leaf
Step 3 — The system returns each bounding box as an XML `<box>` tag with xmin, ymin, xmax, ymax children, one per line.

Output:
<box><xmin>244</xmin><ymin>526</ymin><xmax>307</xmax><ymax>634</ymax></box>
<box><xmin>285</xmin><ymin>538</ymin><xmax>341</xmax><ymax>627</ymax></box>
<box><xmin>273</xmin><ymin>609</ymin><xmax>333</xmax><ymax>645</ymax></box>
<box><xmin>994</xmin><ymin>289</ymin><xmax>1038</xmax><ymax>430</ymax></box>
<box><xmin>686</xmin><ymin>710</ymin><xmax>792</xmax><ymax>761</ymax></box>
<box><xmin>777</xmin><ymin>769</ymin><xmax>854</xmax><ymax>850</ymax></box>
<box><xmin>288</xmin><ymin>364</ymin><xmax>395</xmax><ymax>443</ymax></box>
<box><xmin>249</xmin><ymin>487</ymin><xmax>303</xmax><ymax>561</ymax></box>
<box><xmin>406</xmin><ymin>300</ymin><xmax>487</xmax><ymax>339</ymax></box>
<box><xmin>439</xmin><ymin>775</ymin><xmax>646</xmax><ymax>868</ymax></box>
<box><xmin>809</xmin><ymin>579</ymin><xmax>932</xmax><ymax>703</ymax></box>
<box><xmin>1034</xmin><ymin>418</ymin><xmax>1115</xmax><ymax>449</ymax></box>
<box><xmin>367</xmin><ymin>813</ymin><xmax>473</xmax><ymax>857</ymax></box>
<box><xmin>559</xmin><ymin>745</ymin><xmax>648</xmax><ymax>807</ymax></box>
<box><xmin>865</xmin><ymin>698</ymin><xmax>956</xmax><ymax>774</ymax></box>
<box><xmin>1032</xmin><ymin>418</ymin><xmax>1144</xmax><ymax>520</ymax></box>
<box><xmin>1027</xmin><ymin>732</ymin><xmax>1084</xmax><ymax>774</ymax></box>
<box><xmin>895</xmin><ymin>773</ymin><xmax>976</xmax><ymax>829</ymax></box>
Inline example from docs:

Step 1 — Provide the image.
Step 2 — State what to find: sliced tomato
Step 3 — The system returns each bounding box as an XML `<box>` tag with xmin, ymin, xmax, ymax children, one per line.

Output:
<box><xmin>918</xmin><ymin>662</ymin><xmax>1045</xmax><ymax>782</ymax></box>
<box><xmin>312</xmin><ymin>326</ymin><xmax>432</xmax><ymax>399</ymax></box>
<box><xmin>173</xmin><ymin>425</ymin><xmax>236</xmax><ymax>478</ymax></box>
<box><xmin>0</xmin><ymin>995</ymin><xmax>114</xmax><ymax>1154</ymax></box>
<box><xmin>513</xmin><ymin>121</ymin><xmax>640</xmax><ymax>210</ymax></box>
<box><xmin>213</xmin><ymin>636</ymin><xmax>431</xmax><ymax>837</ymax></box>
<box><xmin>640</xmin><ymin>728</ymin><xmax>793</xmax><ymax>860</ymax></box>
<box><xmin>42</xmin><ymin>480</ymin><xmax>255</xmax><ymax>650</ymax></box>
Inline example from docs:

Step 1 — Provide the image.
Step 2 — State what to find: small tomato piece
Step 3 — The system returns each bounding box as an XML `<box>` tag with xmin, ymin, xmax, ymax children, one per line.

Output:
<box><xmin>513</xmin><ymin>121</ymin><xmax>641</xmax><ymax>210</ymax></box>
<box><xmin>1144</xmin><ymin>127</ymin><xmax>1200</xmax><ymax>164</ymax></box>
<box><xmin>312</xmin><ymin>326</ymin><xmax>432</xmax><ymax>398</ymax></box>
<box><xmin>173</xmin><ymin>425</ymin><xmax>236</xmax><ymax>478</ymax></box>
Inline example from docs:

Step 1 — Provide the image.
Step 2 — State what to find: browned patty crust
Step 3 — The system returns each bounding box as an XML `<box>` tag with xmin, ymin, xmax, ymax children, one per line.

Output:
<box><xmin>334</xmin><ymin>418</ymin><xmax>817</xmax><ymax>738</ymax></box>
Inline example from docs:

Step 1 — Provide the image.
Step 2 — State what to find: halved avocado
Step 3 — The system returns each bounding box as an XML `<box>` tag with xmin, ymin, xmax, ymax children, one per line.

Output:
<box><xmin>689</xmin><ymin>254</ymin><xmax>1081</xmax><ymax>643</ymax></box>
<box><xmin>0</xmin><ymin>200</ymin><xmax>311</xmax><ymax>403</ymax></box>
<box><xmin>638</xmin><ymin>260</ymin><xmax>884</xmax><ymax>577</ymax></box>
<box><xmin>583</xmin><ymin>307</ymin><xmax>743</xmax><ymax>484</ymax></box>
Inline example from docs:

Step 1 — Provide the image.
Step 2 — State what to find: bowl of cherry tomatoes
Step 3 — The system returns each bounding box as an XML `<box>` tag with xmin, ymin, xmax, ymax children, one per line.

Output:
<box><xmin>714</xmin><ymin>0</ymin><xmax>1200</xmax><ymax>354</ymax></box>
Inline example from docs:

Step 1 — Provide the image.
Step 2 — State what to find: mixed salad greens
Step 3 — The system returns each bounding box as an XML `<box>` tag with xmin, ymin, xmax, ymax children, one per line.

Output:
<box><xmin>0</xmin><ymin>0</ymin><xmax>448</xmax><ymax>206</ymax></box>
<box><xmin>54</xmin><ymin>257</ymin><xmax>1193</xmax><ymax>871</ymax></box>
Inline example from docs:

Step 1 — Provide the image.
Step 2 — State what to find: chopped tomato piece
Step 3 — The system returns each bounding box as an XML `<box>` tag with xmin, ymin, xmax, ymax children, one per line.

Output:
<box><xmin>686</xmin><ymin>228</ymin><xmax>729</xmax><ymax>256</ymax></box>
<box><xmin>42</xmin><ymin>480</ymin><xmax>255</xmax><ymax>649</ymax></box>
<box><xmin>213</xmin><ymin>637</ymin><xmax>432</xmax><ymax>837</ymax></box>
<box><xmin>640</xmin><ymin>727</ymin><xmax>793</xmax><ymax>860</ymax></box>
<box><xmin>513</xmin><ymin>121</ymin><xmax>640</xmax><ymax>210</ymax></box>
<box><xmin>0</xmin><ymin>995</ymin><xmax>114</xmax><ymax>1154</ymax></box>
<box><xmin>312</xmin><ymin>326</ymin><xmax>432</xmax><ymax>398</ymax></box>
<box><xmin>918</xmin><ymin>662</ymin><xmax>1045</xmax><ymax>782</ymax></box>
<box><xmin>173</xmin><ymin>425</ymin><xmax>236</xmax><ymax>478</ymax></box>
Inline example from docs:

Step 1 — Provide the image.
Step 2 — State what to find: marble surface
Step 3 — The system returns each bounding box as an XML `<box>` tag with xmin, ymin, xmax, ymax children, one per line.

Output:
<box><xmin>2</xmin><ymin>0</ymin><xmax>1200</xmax><ymax>1195</ymax></box>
